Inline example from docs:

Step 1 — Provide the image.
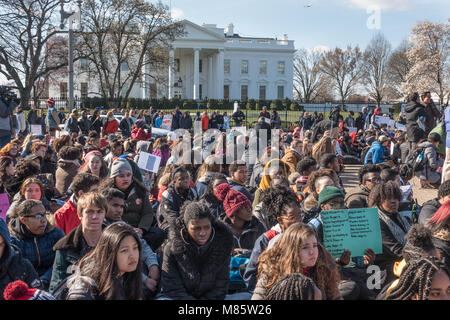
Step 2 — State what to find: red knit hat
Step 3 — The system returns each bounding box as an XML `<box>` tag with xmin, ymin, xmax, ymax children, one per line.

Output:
<box><xmin>46</xmin><ymin>97</ymin><xmax>55</xmax><ymax>106</ymax></box>
<box><xmin>3</xmin><ymin>281</ymin><xmax>36</xmax><ymax>300</ymax></box>
<box><xmin>215</xmin><ymin>183</ymin><xmax>252</xmax><ymax>218</ymax></box>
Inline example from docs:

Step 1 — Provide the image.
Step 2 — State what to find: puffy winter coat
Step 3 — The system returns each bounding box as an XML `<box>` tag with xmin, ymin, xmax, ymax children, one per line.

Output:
<box><xmin>405</xmin><ymin>100</ymin><xmax>426</xmax><ymax>143</ymax></box>
<box><xmin>9</xmin><ymin>218</ymin><xmax>64</xmax><ymax>285</ymax></box>
<box><xmin>281</xmin><ymin>148</ymin><xmax>302</xmax><ymax>174</ymax></box>
<box><xmin>345</xmin><ymin>184</ymin><xmax>370</xmax><ymax>209</ymax></box>
<box><xmin>102</xmin><ymin>119</ymin><xmax>119</xmax><ymax>135</ymax></box>
<box><xmin>131</xmin><ymin>127</ymin><xmax>152</xmax><ymax>141</ymax></box>
<box><xmin>418</xmin><ymin>198</ymin><xmax>441</xmax><ymax>225</ymax></box>
<box><xmin>55</xmin><ymin>159</ymin><xmax>80</xmax><ymax>195</ymax></box>
<box><xmin>364</xmin><ymin>141</ymin><xmax>386</xmax><ymax>165</ymax></box>
<box><xmin>221</xmin><ymin>216</ymin><xmax>266</xmax><ymax>251</ymax></box>
<box><xmin>54</xmin><ymin>196</ymin><xmax>80</xmax><ymax>235</ymax></box>
<box><xmin>0</xmin><ymin>220</ymin><xmax>40</xmax><ymax>299</ymax></box>
<box><xmin>121</xmin><ymin>180</ymin><xmax>155</xmax><ymax>232</ymax></box>
<box><xmin>160</xmin><ymin>220</ymin><xmax>233</xmax><ymax>300</ymax></box>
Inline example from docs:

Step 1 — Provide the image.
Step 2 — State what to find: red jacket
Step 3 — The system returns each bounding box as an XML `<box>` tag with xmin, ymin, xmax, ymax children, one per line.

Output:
<box><xmin>201</xmin><ymin>116</ymin><xmax>209</xmax><ymax>131</ymax></box>
<box><xmin>103</xmin><ymin>119</ymin><xmax>118</xmax><ymax>134</ymax></box>
<box><xmin>54</xmin><ymin>199</ymin><xmax>80</xmax><ymax>235</ymax></box>
<box><xmin>131</xmin><ymin>128</ymin><xmax>152</xmax><ymax>141</ymax></box>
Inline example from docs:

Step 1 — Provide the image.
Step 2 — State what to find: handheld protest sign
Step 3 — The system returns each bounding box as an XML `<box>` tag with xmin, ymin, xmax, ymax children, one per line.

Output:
<box><xmin>0</xmin><ymin>193</ymin><xmax>10</xmax><ymax>222</ymax></box>
<box><xmin>161</xmin><ymin>115</ymin><xmax>173</xmax><ymax>130</ymax></box>
<box><xmin>264</xmin><ymin>117</ymin><xmax>271</xmax><ymax>124</ymax></box>
<box><xmin>137</xmin><ymin>151</ymin><xmax>161</xmax><ymax>173</ymax></box>
<box><xmin>321</xmin><ymin>208</ymin><xmax>382</xmax><ymax>258</ymax></box>
<box><xmin>31</xmin><ymin>125</ymin><xmax>42</xmax><ymax>136</ymax></box>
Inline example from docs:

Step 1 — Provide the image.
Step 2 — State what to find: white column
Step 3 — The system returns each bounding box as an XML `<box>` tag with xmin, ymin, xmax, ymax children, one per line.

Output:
<box><xmin>208</xmin><ymin>55</ymin><xmax>213</xmax><ymax>98</ymax></box>
<box><xmin>168</xmin><ymin>49</ymin><xmax>174</xmax><ymax>99</ymax></box>
<box><xmin>193</xmin><ymin>48</ymin><xmax>200</xmax><ymax>101</ymax></box>
<box><xmin>216</xmin><ymin>49</ymin><xmax>224</xmax><ymax>99</ymax></box>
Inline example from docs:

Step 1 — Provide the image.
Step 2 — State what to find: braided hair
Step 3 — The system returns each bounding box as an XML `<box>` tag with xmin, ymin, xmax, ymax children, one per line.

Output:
<box><xmin>266</xmin><ymin>273</ymin><xmax>318</xmax><ymax>300</ymax></box>
<box><xmin>402</xmin><ymin>224</ymin><xmax>436</xmax><ymax>262</ymax></box>
<box><xmin>260</xmin><ymin>185</ymin><xmax>299</xmax><ymax>220</ymax></box>
<box><xmin>387</xmin><ymin>256</ymin><xmax>450</xmax><ymax>300</ymax></box>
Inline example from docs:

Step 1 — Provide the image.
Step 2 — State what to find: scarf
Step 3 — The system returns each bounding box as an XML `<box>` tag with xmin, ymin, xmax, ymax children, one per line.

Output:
<box><xmin>378</xmin><ymin>208</ymin><xmax>410</xmax><ymax>246</ymax></box>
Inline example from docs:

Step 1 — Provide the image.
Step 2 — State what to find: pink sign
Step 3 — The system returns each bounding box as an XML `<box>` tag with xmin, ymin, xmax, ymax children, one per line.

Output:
<box><xmin>0</xmin><ymin>193</ymin><xmax>10</xmax><ymax>222</ymax></box>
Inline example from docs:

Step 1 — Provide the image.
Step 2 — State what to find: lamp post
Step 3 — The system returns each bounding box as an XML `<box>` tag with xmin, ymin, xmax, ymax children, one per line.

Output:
<box><xmin>59</xmin><ymin>0</ymin><xmax>82</xmax><ymax>111</ymax></box>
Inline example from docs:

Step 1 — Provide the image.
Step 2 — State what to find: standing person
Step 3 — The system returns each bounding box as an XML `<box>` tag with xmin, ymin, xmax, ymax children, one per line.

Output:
<box><xmin>345</xmin><ymin>111</ymin><xmax>355</xmax><ymax>128</ymax></box>
<box><xmin>355</xmin><ymin>112</ymin><xmax>365</xmax><ymax>131</ymax></box>
<box><xmin>65</xmin><ymin>222</ymin><xmax>143</xmax><ymax>300</ymax></box>
<box><xmin>259</xmin><ymin>106</ymin><xmax>270</xmax><ymax>119</ymax></box>
<box><xmin>119</xmin><ymin>111</ymin><xmax>132</xmax><ymax>138</ymax></box>
<box><xmin>15</xmin><ymin>106</ymin><xmax>27</xmax><ymax>136</ymax></box>
<box><xmin>77</xmin><ymin>110</ymin><xmax>91</xmax><ymax>136</ymax></box>
<box><xmin>180</xmin><ymin>111</ymin><xmax>192</xmax><ymax>130</ymax></box>
<box><xmin>300</xmin><ymin>112</ymin><xmax>314</xmax><ymax>131</ymax></box>
<box><xmin>0</xmin><ymin>94</ymin><xmax>17</xmax><ymax>148</ymax></box>
<box><xmin>0</xmin><ymin>219</ymin><xmax>41</xmax><ymax>300</ymax></box>
<box><xmin>102</xmin><ymin>111</ymin><xmax>119</xmax><ymax>136</ymax></box>
<box><xmin>421</xmin><ymin>91</ymin><xmax>441</xmax><ymax>136</ymax></box>
<box><xmin>270</xmin><ymin>110</ymin><xmax>281</xmax><ymax>129</ymax></box>
<box><xmin>209</xmin><ymin>111</ymin><xmax>218</xmax><ymax>129</ymax></box>
<box><xmin>201</xmin><ymin>110</ymin><xmax>210</xmax><ymax>131</ymax></box>
<box><xmin>369</xmin><ymin>182</ymin><xmax>411</xmax><ymax>283</ymax></box>
<box><xmin>232</xmin><ymin>107</ymin><xmax>245</xmax><ymax>127</ymax></box>
<box><xmin>49</xmin><ymin>192</ymin><xmax>107</xmax><ymax>293</ymax></box>
<box><xmin>45</xmin><ymin>98</ymin><xmax>60</xmax><ymax>131</ymax></box>
<box><xmin>8</xmin><ymin>200</ymin><xmax>65</xmax><ymax>290</ymax></box>
<box><xmin>154</xmin><ymin>111</ymin><xmax>164</xmax><ymax>129</ymax></box>
<box><xmin>65</xmin><ymin>109</ymin><xmax>80</xmax><ymax>138</ymax></box>
<box><xmin>170</xmin><ymin>110</ymin><xmax>180</xmax><ymax>131</ymax></box>
<box><xmin>89</xmin><ymin>109</ymin><xmax>103</xmax><ymax>135</ymax></box>
<box><xmin>252</xmin><ymin>223</ymin><xmax>342</xmax><ymax>300</ymax></box>
<box><xmin>223</xmin><ymin>112</ymin><xmax>231</xmax><ymax>130</ymax></box>
<box><xmin>405</xmin><ymin>92</ymin><xmax>427</xmax><ymax>152</ymax></box>
<box><xmin>159</xmin><ymin>200</ymin><xmax>233</xmax><ymax>300</ymax></box>
<box><xmin>27</xmin><ymin>104</ymin><xmax>41</xmax><ymax>127</ymax></box>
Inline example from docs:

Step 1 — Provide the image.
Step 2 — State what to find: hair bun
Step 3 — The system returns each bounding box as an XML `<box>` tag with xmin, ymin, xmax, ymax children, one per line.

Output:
<box><xmin>215</xmin><ymin>183</ymin><xmax>231</xmax><ymax>201</ymax></box>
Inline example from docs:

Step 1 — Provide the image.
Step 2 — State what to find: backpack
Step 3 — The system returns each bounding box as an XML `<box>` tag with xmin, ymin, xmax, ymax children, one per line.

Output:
<box><xmin>229</xmin><ymin>249</ymin><xmax>252</xmax><ymax>291</ymax></box>
<box><xmin>406</xmin><ymin>147</ymin><xmax>426</xmax><ymax>173</ymax></box>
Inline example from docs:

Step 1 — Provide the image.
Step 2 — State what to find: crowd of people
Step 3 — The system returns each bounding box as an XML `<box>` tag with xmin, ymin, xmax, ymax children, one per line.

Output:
<box><xmin>0</xmin><ymin>91</ymin><xmax>449</xmax><ymax>301</ymax></box>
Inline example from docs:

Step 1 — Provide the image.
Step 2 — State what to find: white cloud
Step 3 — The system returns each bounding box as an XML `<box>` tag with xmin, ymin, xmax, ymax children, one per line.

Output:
<box><xmin>171</xmin><ymin>8</ymin><xmax>184</xmax><ymax>20</ymax></box>
<box><xmin>344</xmin><ymin>0</ymin><xmax>412</xmax><ymax>10</ymax></box>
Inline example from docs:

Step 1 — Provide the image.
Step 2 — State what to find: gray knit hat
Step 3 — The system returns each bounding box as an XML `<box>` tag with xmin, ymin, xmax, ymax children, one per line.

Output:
<box><xmin>110</xmin><ymin>158</ymin><xmax>133</xmax><ymax>178</ymax></box>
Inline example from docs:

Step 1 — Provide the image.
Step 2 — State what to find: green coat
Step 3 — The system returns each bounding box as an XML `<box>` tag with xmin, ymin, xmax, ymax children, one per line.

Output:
<box><xmin>430</xmin><ymin>122</ymin><xmax>445</xmax><ymax>155</ymax></box>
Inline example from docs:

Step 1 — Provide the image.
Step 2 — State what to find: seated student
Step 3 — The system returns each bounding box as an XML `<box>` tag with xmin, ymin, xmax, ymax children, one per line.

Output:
<box><xmin>415</xmin><ymin>133</ymin><xmax>443</xmax><ymax>188</ymax></box>
<box><xmin>8</xmin><ymin>200</ymin><xmax>65</xmax><ymax>291</ymax></box>
<box><xmin>78</xmin><ymin>150</ymin><xmax>109</xmax><ymax>180</ymax></box>
<box><xmin>319</xmin><ymin>153</ymin><xmax>344</xmax><ymax>188</ymax></box>
<box><xmin>345</xmin><ymin>165</ymin><xmax>381</xmax><ymax>209</ymax></box>
<box><xmin>158</xmin><ymin>166</ymin><xmax>198</xmax><ymax>234</ymax></box>
<box><xmin>49</xmin><ymin>192</ymin><xmax>107</xmax><ymax>293</ymax></box>
<box><xmin>244</xmin><ymin>186</ymin><xmax>303</xmax><ymax>293</ymax></box>
<box><xmin>364</xmin><ymin>135</ymin><xmax>391</xmax><ymax>166</ymax></box>
<box><xmin>66</xmin><ymin>223</ymin><xmax>143</xmax><ymax>300</ymax></box>
<box><xmin>55</xmin><ymin>146</ymin><xmax>82</xmax><ymax>196</ymax></box>
<box><xmin>0</xmin><ymin>219</ymin><xmax>42</xmax><ymax>300</ymax></box>
<box><xmin>252</xmin><ymin>223</ymin><xmax>342</xmax><ymax>300</ymax></box>
<box><xmin>381</xmin><ymin>168</ymin><xmax>415</xmax><ymax>211</ymax></box>
<box><xmin>253</xmin><ymin>176</ymin><xmax>290</xmax><ymax>231</ymax></box>
<box><xmin>281</xmin><ymin>139</ymin><xmax>303</xmax><ymax>174</ymax></box>
<box><xmin>427</xmin><ymin>201</ymin><xmax>450</xmax><ymax>269</ymax></box>
<box><xmin>3</xmin><ymin>280</ymin><xmax>56</xmax><ymax>300</ymax></box>
<box><xmin>6</xmin><ymin>178</ymin><xmax>52</xmax><ymax>221</ymax></box>
<box><xmin>215</xmin><ymin>183</ymin><xmax>265</xmax><ymax>252</ymax></box>
<box><xmin>100</xmin><ymin>188</ymin><xmax>160</xmax><ymax>296</ymax></box>
<box><xmin>194</xmin><ymin>155</ymin><xmax>222</xmax><ymax>198</ymax></box>
<box><xmin>265</xmin><ymin>273</ymin><xmax>323</xmax><ymax>300</ymax></box>
<box><xmin>54</xmin><ymin>173</ymin><xmax>100</xmax><ymax>235</ymax></box>
<box><xmin>103</xmin><ymin>139</ymin><xmax>124</xmax><ymax>169</ymax></box>
<box><xmin>309</xmin><ymin>186</ymin><xmax>377</xmax><ymax>300</ymax></box>
<box><xmin>293</xmin><ymin>157</ymin><xmax>317</xmax><ymax>197</ymax></box>
<box><xmin>227</xmin><ymin>160</ymin><xmax>254</xmax><ymax>203</ymax></box>
<box><xmin>385</xmin><ymin>256</ymin><xmax>450</xmax><ymax>300</ymax></box>
<box><xmin>101</xmin><ymin>158</ymin><xmax>161</xmax><ymax>251</ymax></box>
<box><xmin>419</xmin><ymin>180</ymin><xmax>450</xmax><ymax>225</ymax></box>
<box><xmin>377</xmin><ymin>224</ymin><xmax>441</xmax><ymax>299</ymax></box>
<box><xmin>159</xmin><ymin>201</ymin><xmax>233</xmax><ymax>300</ymax></box>
<box><xmin>4</xmin><ymin>159</ymin><xmax>40</xmax><ymax>200</ymax></box>
<box><xmin>253</xmin><ymin>159</ymin><xmax>290</xmax><ymax>207</ymax></box>
<box><xmin>199</xmin><ymin>173</ymin><xmax>228</xmax><ymax>219</ymax></box>
<box><xmin>369</xmin><ymin>182</ymin><xmax>411</xmax><ymax>284</ymax></box>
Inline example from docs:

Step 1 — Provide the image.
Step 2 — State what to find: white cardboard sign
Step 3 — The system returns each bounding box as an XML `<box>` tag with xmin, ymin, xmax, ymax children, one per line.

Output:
<box><xmin>137</xmin><ymin>151</ymin><xmax>161</xmax><ymax>173</ymax></box>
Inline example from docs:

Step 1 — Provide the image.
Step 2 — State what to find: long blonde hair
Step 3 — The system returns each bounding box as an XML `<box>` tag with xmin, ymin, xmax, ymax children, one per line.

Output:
<box><xmin>257</xmin><ymin>223</ymin><xmax>341</xmax><ymax>300</ymax></box>
<box><xmin>312</xmin><ymin>135</ymin><xmax>334</xmax><ymax>162</ymax></box>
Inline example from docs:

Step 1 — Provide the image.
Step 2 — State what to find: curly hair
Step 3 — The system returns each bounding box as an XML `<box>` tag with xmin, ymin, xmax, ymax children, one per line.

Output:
<box><xmin>368</xmin><ymin>182</ymin><xmax>402</xmax><ymax>208</ymax></box>
<box><xmin>53</xmin><ymin>135</ymin><xmax>72</xmax><ymax>154</ymax></box>
<box><xmin>260</xmin><ymin>186</ymin><xmax>299</xmax><ymax>219</ymax></box>
<box><xmin>402</xmin><ymin>224</ymin><xmax>437</xmax><ymax>262</ymax></box>
<box><xmin>307</xmin><ymin>169</ymin><xmax>339</xmax><ymax>200</ymax></box>
<box><xmin>266</xmin><ymin>273</ymin><xmax>318</xmax><ymax>300</ymax></box>
<box><xmin>438</xmin><ymin>180</ymin><xmax>450</xmax><ymax>199</ymax></box>
<box><xmin>14</xmin><ymin>159</ymin><xmax>40</xmax><ymax>179</ymax></box>
<box><xmin>387</xmin><ymin>256</ymin><xmax>450</xmax><ymax>300</ymax></box>
<box><xmin>359</xmin><ymin>165</ymin><xmax>381</xmax><ymax>184</ymax></box>
<box><xmin>257</xmin><ymin>223</ymin><xmax>341</xmax><ymax>300</ymax></box>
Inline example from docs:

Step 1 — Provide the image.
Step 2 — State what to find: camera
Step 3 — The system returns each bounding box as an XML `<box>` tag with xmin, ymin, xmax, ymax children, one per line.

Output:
<box><xmin>0</xmin><ymin>86</ymin><xmax>20</xmax><ymax>105</ymax></box>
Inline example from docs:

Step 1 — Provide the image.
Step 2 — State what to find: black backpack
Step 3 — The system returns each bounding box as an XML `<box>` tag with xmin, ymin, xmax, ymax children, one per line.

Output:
<box><xmin>406</xmin><ymin>147</ymin><xmax>426</xmax><ymax>172</ymax></box>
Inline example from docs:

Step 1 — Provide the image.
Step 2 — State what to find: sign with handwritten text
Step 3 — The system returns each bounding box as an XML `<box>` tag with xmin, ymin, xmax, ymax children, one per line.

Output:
<box><xmin>321</xmin><ymin>208</ymin><xmax>382</xmax><ymax>258</ymax></box>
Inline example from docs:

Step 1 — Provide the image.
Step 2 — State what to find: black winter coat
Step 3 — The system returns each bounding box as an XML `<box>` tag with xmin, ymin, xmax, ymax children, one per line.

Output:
<box><xmin>180</xmin><ymin>116</ymin><xmax>192</xmax><ymax>130</ymax></box>
<box><xmin>405</xmin><ymin>100</ymin><xmax>426</xmax><ymax>143</ymax></box>
<box><xmin>222</xmin><ymin>216</ymin><xmax>266</xmax><ymax>251</ymax></box>
<box><xmin>418</xmin><ymin>198</ymin><xmax>441</xmax><ymax>225</ymax></box>
<box><xmin>199</xmin><ymin>196</ymin><xmax>226</xmax><ymax>220</ymax></box>
<box><xmin>160</xmin><ymin>220</ymin><xmax>233</xmax><ymax>300</ymax></box>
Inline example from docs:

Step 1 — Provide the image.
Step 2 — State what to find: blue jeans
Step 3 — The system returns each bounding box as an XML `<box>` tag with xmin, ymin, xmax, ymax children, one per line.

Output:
<box><xmin>0</xmin><ymin>135</ymin><xmax>11</xmax><ymax>149</ymax></box>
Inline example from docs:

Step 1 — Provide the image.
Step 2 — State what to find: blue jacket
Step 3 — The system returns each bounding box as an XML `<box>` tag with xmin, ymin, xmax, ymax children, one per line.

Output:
<box><xmin>155</xmin><ymin>117</ymin><xmax>163</xmax><ymax>128</ymax></box>
<box><xmin>9</xmin><ymin>218</ymin><xmax>64</xmax><ymax>285</ymax></box>
<box><xmin>364</xmin><ymin>141</ymin><xmax>386</xmax><ymax>165</ymax></box>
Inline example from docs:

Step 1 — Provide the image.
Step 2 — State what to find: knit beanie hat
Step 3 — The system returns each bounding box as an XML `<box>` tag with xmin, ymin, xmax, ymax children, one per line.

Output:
<box><xmin>266</xmin><ymin>273</ymin><xmax>318</xmax><ymax>300</ymax></box>
<box><xmin>215</xmin><ymin>183</ymin><xmax>251</xmax><ymax>218</ymax></box>
<box><xmin>135</xmin><ymin>119</ymin><xmax>146</xmax><ymax>129</ymax></box>
<box><xmin>317</xmin><ymin>186</ymin><xmax>345</xmax><ymax>207</ymax></box>
<box><xmin>3</xmin><ymin>281</ymin><xmax>55</xmax><ymax>300</ymax></box>
<box><xmin>110</xmin><ymin>158</ymin><xmax>133</xmax><ymax>178</ymax></box>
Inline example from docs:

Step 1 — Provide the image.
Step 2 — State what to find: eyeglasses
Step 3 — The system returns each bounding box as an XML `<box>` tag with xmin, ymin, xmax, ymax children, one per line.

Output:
<box><xmin>365</xmin><ymin>178</ymin><xmax>381</xmax><ymax>183</ymax></box>
<box><xmin>24</xmin><ymin>213</ymin><xmax>47</xmax><ymax>219</ymax></box>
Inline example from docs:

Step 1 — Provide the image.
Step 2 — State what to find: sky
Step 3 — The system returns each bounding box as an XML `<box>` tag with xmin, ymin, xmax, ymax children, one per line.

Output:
<box><xmin>167</xmin><ymin>0</ymin><xmax>449</xmax><ymax>51</ymax></box>
<box><xmin>1</xmin><ymin>0</ymin><xmax>448</xmax><ymax>85</ymax></box>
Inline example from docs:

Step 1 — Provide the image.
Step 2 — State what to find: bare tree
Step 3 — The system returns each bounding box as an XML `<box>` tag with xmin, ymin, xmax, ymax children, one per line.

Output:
<box><xmin>362</xmin><ymin>33</ymin><xmax>392</xmax><ymax>107</ymax></box>
<box><xmin>293</xmin><ymin>49</ymin><xmax>327</xmax><ymax>103</ymax></box>
<box><xmin>404</xmin><ymin>20</ymin><xmax>449</xmax><ymax>105</ymax></box>
<box><xmin>320</xmin><ymin>46</ymin><xmax>364</xmax><ymax>107</ymax></box>
<box><xmin>78</xmin><ymin>0</ymin><xmax>184</xmax><ymax>106</ymax></box>
<box><xmin>0</xmin><ymin>0</ymin><xmax>70</xmax><ymax>107</ymax></box>
<box><xmin>387</xmin><ymin>40</ymin><xmax>413</xmax><ymax>99</ymax></box>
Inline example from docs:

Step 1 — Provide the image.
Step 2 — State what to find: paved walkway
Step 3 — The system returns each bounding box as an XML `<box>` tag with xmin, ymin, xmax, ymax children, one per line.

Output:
<box><xmin>341</xmin><ymin>165</ymin><xmax>437</xmax><ymax>206</ymax></box>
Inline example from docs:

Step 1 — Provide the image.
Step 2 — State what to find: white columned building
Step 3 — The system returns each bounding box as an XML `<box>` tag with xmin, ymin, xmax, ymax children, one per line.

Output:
<box><xmin>48</xmin><ymin>20</ymin><xmax>295</xmax><ymax>101</ymax></box>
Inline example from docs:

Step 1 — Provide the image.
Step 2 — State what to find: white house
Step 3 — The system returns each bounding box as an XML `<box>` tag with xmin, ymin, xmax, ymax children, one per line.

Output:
<box><xmin>49</xmin><ymin>20</ymin><xmax>296</xmax><ymax>101</ymax></box>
